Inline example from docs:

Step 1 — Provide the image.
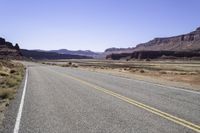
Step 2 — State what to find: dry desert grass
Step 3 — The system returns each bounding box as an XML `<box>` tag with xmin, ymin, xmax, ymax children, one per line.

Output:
<box><xmin>0</xmin><ymin>60</ymin><xmax>24</xmax><ymax>126</ymax></box>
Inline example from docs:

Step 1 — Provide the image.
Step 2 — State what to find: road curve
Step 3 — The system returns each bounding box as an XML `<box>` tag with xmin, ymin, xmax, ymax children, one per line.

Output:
<box><xmin>2</xmin><ymin>62</ymin><xmax>200</xmax><ymax>133</ymax></box>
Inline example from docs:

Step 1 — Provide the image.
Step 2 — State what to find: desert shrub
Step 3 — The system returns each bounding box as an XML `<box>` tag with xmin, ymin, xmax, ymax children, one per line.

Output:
<box><xmin>179</xmin><ymin>72</ymin><xmax>187</xmax><ymax>75</ymax></box>
<box><xmin>6</xmin><ymin>78</ymin><xmax>18</xmax><ymax>88</ymax></box>
<box><xmin>10</xmin><ymin>69</ymin><xmax>16</xmax><ymax>74</ymax></box>
<box><xmin>140</xmin><ymin>69</ymin><xmax>145</xmax><ymax>73</ymax></box>
<box><xmin>61</xmin><ymin>64</ymin><xmax>70</xmax><ymax>67</ymax></box>
<box><xmin>129</xmin><ymin>68</ymin><xmax>137</xmax><ymax>72</ymax></box>
<box><xmin>72</xmin><ymin>63</ymin><xmax>78</xmax><ymax>68</ymax></box>
<box><xmin>68</xmin><ymin>62</ymin><xmax>72</xmax><ymax>65</ymax></box>
<box><xmin>14</xmin><ymin>75</ymin><xmax>23</xmax><ymax>82</ymax></box>
<box><xmin>189</xmin><ymin>72</ymin><xmax>197</xmax><ymax>75</ymax></box>
<box><xmin>0</xmin><ymin>88</ymin><xmax>15</xmax><ymax>99</ymax></box>
<box><xmin>146</xmin><ymin>58</ymin><xmax>151</xmax><ymax>61</ymax></box>
<box><xmin>124</xmin><ymin>68</ymin><xmax>131</xmax><ymax>71</ymax></box>
<box><xmin>0</xmin><ymin>71</ymin><xmax>9</xmax><ymax>76</ymax></box>
<box><xmin>159</xmin><ymin>71</ymin><xmax>167</xmax><ymax>74</ymax></box>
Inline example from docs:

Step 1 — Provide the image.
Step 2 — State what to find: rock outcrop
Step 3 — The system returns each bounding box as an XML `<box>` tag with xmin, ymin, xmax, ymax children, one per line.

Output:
<box><xmin>134</xmin><ymin>27</ymin><xmax>200</xmax><ymax>52</ymax></box>
<box><xmin>0</xmin><ymin>37</ymin><xmax>22</xmax><ymax>59</ymax></box>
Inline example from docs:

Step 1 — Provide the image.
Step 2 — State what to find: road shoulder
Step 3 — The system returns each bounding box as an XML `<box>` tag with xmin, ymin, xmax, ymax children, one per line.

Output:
<box><xmin>0</xmin><ymin>68</ymin><xmax>27</xmax><ymax>133</ymax></box>
<box><xmin>78</xmin><ymin>67</ymin><xmax>200</xmax><ymax>92</ymax></box>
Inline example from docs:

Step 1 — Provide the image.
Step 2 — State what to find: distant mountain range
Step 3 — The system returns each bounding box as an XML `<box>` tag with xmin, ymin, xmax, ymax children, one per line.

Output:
<box><xmin>0</xmin><ymin>37</ymin><xmax>92</xmax><ymax>60</ymax></box>
<box><xmin>40</xmin><ymin>49</ymin><xmax>101</xmax><ymax>58</ymax></box>
<box><xmin>1</xmin><ymin>26</ymin><xmax>200</xmax><ymax>60</ymax></box>
<box><xmin>20</xmin><ymin>49</ymin><xmax>92</xmax><ymax>60</ymax></box>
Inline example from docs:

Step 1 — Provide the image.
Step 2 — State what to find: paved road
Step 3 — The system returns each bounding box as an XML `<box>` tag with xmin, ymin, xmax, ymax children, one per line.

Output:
<box><xmin>2</xmin><ymin>62</ymin><xmax>200</xmax><ymax>133</ymax></box>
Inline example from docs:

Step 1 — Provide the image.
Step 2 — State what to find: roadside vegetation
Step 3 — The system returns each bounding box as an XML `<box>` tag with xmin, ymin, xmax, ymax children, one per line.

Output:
<box><xmin>0</xmin><ymin>60</ymin><xmax>24</xmax><ymax>126</ymax></box>
<box><xmin>42</xmin><ymin>61</ymin><xmax>79</xmax><ymax>68</ymax></box>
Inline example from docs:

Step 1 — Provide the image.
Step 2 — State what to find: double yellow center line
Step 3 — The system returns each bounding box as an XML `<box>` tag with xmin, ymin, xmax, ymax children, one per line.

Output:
<box><xmin>56</xmin><ymin>70</ymin><xmax>200</xmax><ymax>132</ymax></box>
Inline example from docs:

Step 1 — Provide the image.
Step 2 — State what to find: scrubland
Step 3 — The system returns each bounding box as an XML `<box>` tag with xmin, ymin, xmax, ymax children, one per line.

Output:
<box><xmin>0</xmin><ymin>60</ymin><xmax>24</xmax><ymax>126</ymax></box>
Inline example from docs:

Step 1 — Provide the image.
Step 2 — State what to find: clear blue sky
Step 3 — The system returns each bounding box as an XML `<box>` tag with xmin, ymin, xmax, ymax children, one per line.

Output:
<box><xmin>0</xmin><ymin>0</ymin><xmax>200</xmax><ymax>52</ymax></box>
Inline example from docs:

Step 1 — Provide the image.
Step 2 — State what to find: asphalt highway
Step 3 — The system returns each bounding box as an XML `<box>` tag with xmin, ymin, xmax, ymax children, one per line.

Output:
<box><xmin>2</xmin><ymin>62</ymin><xmax>200</xmax><ymax>133</ymax></box>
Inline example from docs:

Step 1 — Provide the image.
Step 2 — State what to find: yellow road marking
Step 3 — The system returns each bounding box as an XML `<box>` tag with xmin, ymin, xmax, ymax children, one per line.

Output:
<box><xmin>54</xmin><ymin>70</ymin><xmax>200</xmax><ymax>132</ymax></box>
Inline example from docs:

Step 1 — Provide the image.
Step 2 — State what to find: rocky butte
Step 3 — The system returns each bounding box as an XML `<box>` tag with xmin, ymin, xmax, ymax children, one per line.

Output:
<box><xmin>0</xmin><ymin>37</ymin><xmax>22</xmax><ymax>60</ymax></box>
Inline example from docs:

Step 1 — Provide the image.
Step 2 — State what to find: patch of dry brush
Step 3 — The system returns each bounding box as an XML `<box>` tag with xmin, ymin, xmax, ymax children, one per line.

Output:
<box><xmin>0</xmin><ymin>60</ymin><xmax>24</xmax><ymax>126</ymax></box>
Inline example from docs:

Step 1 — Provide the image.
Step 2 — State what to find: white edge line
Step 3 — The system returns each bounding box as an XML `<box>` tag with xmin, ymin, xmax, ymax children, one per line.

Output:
<box><xmin>80</xmin><ymin>68</ymin><xmax>200</xmax><ymax>95</ymax></box>
<box><xmin>100</xmin><ymin>72</ymin><xmax>200</xmax><ymax>95</ymax></box>
<box><xmin>92</xmin><ymin>71</ymin><xmax>200</xmax><ymax>95</ymax></box>
<box><xmin>63</xmin><ymin>68</ymin><xmax>200</xmax><ymax>95</ymax></box>
<box><xmin>152</xmin><ymin>82</ymin><xmax>200</xmax><ymax>95</ymax></box>
<box><xmin>13</xmin><ymin>68</ymin><xmax>28</xmax><ymax>133</ymax></box>
<box><xmin>132</xmin><ymin>79</ymin><xmax>200</xmax><ymax>95</ymax></box>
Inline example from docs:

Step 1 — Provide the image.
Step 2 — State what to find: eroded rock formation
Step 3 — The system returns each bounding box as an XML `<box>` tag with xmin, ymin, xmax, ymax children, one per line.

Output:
<box><xmin>0</xmin><ymin>37</ymin><xmax>22</xmax><ymax>59</ymax></box>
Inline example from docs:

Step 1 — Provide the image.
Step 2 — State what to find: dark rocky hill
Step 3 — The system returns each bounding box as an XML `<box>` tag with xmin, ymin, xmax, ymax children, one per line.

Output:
<box><xmin>0</xmin><ymin>37</ymin><xmax>22</xmax><ymax>59</ymax></box>
<box><xmin>106</xmin><ymin>51</ymin><xmax>200</xmax><ymax>60</ymax></box>
<box><xmin>0</xmin><ymin>37</ymin><xmax>92</xmax><ymax>60</ymax></box>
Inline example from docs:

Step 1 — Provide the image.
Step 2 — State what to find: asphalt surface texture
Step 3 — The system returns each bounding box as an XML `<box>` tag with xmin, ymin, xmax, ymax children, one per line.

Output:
<box><xmin>1</xmin><ymin>62</ymin><xmax>200</xmax><ymax>133</ymax></box>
